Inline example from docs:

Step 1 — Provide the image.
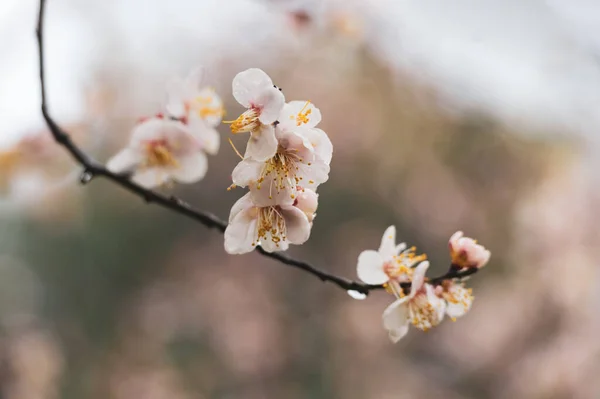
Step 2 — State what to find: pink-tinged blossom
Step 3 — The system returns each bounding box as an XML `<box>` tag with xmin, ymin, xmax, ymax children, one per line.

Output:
<box><xmin>231</xmin><ymin>123</ymin><xmax>330</xmax><ymax>203</ymax></box>
<box><xmin>448</xmin><ymin>231</ymin><xmax>491</xmax><ymax>269</ymax></box>
<box><xmin>438</xmin><ymin>281</ymin><xmax>474</xmax><ymax>320</ymax></box>
<box><xmin>166</xmin><ymin>68</ymin><xmax>222</xmax><ymax>155</ymax></box>
<box><xmin>106</xmin><ymin>117</ymin><xmax>208</xmax><ymax>189</ymax></box>
<box><xmin>224</xmin><ymin>187</ymin><xmax>312</xmax><ymax>254</ymax></box>
<box><xmin>382</xmin><ymin>261</ymin><xmax>446</xmax><ymax>343</ymax></box>
<box><xmin>228</xmin><ymin>68</ymin><xmax>285</xmax><ymax>161</ymax></box>
<box><xmin>356</xmin><ymin>226</ymin><xmax>425</xmax><ymax>286</ymax></box>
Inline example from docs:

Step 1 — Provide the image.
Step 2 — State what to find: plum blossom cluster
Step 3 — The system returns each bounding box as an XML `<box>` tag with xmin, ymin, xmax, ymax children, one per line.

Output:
<box><xmin>357</xmin><ymin>227</ymin><xmax>490</xmax><ymax>343</ymax></box>
<box><xmin>107</xmin><ymin>69</ymin><xmax>223</xmax><ymax>189</ymax></box>
<box><xmin>223</xmin><ymin>68</ymin><xmax>333</xmax><ymax>254</ymax></box>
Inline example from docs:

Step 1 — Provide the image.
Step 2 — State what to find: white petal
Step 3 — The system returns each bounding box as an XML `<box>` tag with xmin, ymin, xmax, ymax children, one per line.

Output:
<box><xmin>256</xmin><ymin>88</ymin><xmax>285</xmax><ymax>124</ymax></box>
<box><xmin>296</xmin><ymin>158</ymin><xmax>330</xmax><ymax>189</ymax></box>
<box><xmin>260</xmin><ymin>236</ymin><xmax>289</xmax><ymax>253</ymax></box>
<box><xmin>356</xmin><ymin>250</ymin><xmax>388</xmax><ymax>284</ymax></box>
<box><xmin>231</xmin><ymin>159</ymin><xmax>263</xmax><ymax>187</ymax></box>
<box><xmin>245</xmin><ymin>125</ymin><xmax>278</xmax><ymax>161</ymax></box>
<box><xmin>130</xmin><ymin>118</ymin><xmax>168</xmax><ymax>145</ymax></box>
<box><xmin>224</xmin><ymin>207</ymin><xmax>258</xmax><ymax>254</ymax></box>
<box><xmin>302</xmin><ymin>128</ymin><xmax>332</xmax><ymax>165</ymax></box>
<box><xmin>395</xmin><ymin>243</ymin><xmax>408</xmax><ymax>255</ymax></box>
<box><xmin>426</xmin><ymin>284</ymin><xmax>447</xmax><ymax>324</ymax></box>
<box><xmin>279</xmin><ymin>101</ymin><xmax>322</xmax><ymax>130</ymax></box>
<box><xmin>229</xmin><ymin>192</ymin><xmax>255</xmax><ymax>223</ymax></box>
<box><xmin>232</xmin><ymin>68</ymin><xmax>274</xmax><ymax>108</ymax></box>
<box><xmin>131</xmin><ymin>168</ymin><xmax>170</xmax><ymax>189</ymax></box>
<box><xmin>106</xmin><ymin>148</ymin><xmax>142</xmax><ymax>173</ymax></box>
<box><xmin>170</xmin><ymin>153</ymin><xmax>208</xmax><ymax>184</ymax></box>
<box><xmin>280</xmin><ymin>205</ymin><xmax>311</xmax><ymax>245</ymax></box>
<box><xmin>382</xmin><ymin>298</ymin><xmax>411</xmax><ymax>342</ymax></box>
<box><xmin>388</xmin><ymin>325</ymin><xmax>410</xmax><ymax>343</ymax></box>
<box><xmin>378</xmin><ymin>225</ymin><xmax>397</xmax><ymax>260</ymax></box>
<box><xmin>247</xmin><ymin>184</ymin><xmax>278</xmax><ymax>208</ymax></box>
<box><xmin>188</xmin><ymin>114</ymin><xmax>220</xmax><ymax>155</ymax></box>
<box><xmin>409</xmin><ymin>261</ymin><xmax>430</xmax><ymax>297</ymax></box>
<box><xmin>446</xmin><ymin>302</ymin><xmax>468</xmax><ymax>319</ymax></box>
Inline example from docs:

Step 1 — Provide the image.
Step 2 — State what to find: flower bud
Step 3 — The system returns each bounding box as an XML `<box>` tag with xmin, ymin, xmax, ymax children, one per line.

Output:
<box><xmin>448</xmin><ymin>231</ymin><xmax>490</xmax><ymax>269</ymax></box>
<box><xmin>294</xmin><ymin>188</ymin><xmax>318</xmax><ymax>222</ymax></box>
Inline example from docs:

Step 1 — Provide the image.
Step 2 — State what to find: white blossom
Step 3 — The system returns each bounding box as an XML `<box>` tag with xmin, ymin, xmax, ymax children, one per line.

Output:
<box><xmin>356</xmin><ymin>225</ymin><xmax>425</xmax><ymax>286</ymax></box>
<box><xmin>106</xmin><ymin>116</ymin><xmax>208</xmax><ymax>189</ymax></box>
<box><xmin>228</xmin><ymin>68</ymin><xmax>285</xmax><ymax>161</ymax></box>
<box><xmin>438</xmin><ymin>281</ymin><xmax>474</xmax><ymax>320</ymax></box>
<box><xmin>224</xmin><ymin>187</ymin><xmax>312</xmax><ymax>254</ymax></box>
<box><xmin>165</xmin><ymin>68</ymin><xmax>223</xmax><ymax>155</ymax></box>
<box><xmin>166</xmin><ymin>67</ymin><xmax>224</xmax><ymax>128</ymax></box>
<box><xmin>382</xmin><ymin>261</ymin><xmax>446</xmax><ymax>343</ymax></box>
<box><xmin>448</xmin><ymin>231</ymin><xmax>491</xmax><ymax>269</ymax></box>
<box><xmin>231</xmin><ymin>122</ymin><xmax>330</xmax><ymax>203</ymax></box>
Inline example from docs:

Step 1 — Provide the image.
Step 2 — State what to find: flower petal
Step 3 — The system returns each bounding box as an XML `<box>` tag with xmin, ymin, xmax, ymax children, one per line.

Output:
<box><xmin>409</xmin><ymin>261</ymin><xmax>430</xmax><ymax>297</ymax></box>
<box><xmin>260</xmin><ymin>235</ymin><xmax>289</xmax><ymax>253</ymax></box>
<box><xmin>232</xmin><ymin>68</ymin><xmax>274</xmax><ymax>108</ymax></box>
<box><xmin>229</xmin><ymin>192</ymin><xmax>255</xmax><ymax>223</ymax></box>
<box><xmin>224</xmin><ymin>207</ymin><xmax>258</xmax><ymax>254</ymax></box>
<box><xmin>302</xmin><ymin>128</ymin><xmax>332</xmax><ymax>165</ymax></box>
<box><xmin>106</xmin><ymin>148</ymin><xmax>142</xmax><ymax>173</ymax></box>
<box><xmin>245</xmin><ymin>125</ymin><xmax>278</xmax><ymax>161</ymax></box>
<box><xmin>279</xmin><ymin>100</ymin><xmax>322</xmax><ymax>130</ymax></box>
<box><xmin>357</xmin><ymin>250</ymin><xmax>388</xmax><ymax>284</ymax></box>
<box><xmin>170</xmin><ymin>153</ymin><xmax>208</xmax><ymax>184</ymax></box>
<box><xmin>231</xmin><ymin>159</ymin><xmax>263</xmax><ymax>187</ymax></box>
<box><xmin>188</xmin><ymin>114</ymin><xmax>220</xmax><ymax>155</ymax></box>
<box><xmin>280</xmin><ymin>205</ymin><xmax>311</xmax><ymax>245</ymax></box>
<box><xmin>131</xmin><ymin>168</ymin><xmax>170</xmax><ymax>189</ymax></box>
<box><xmin>382</xmin><ymin>298</ymin><xmax>411</xmax><ymax>343</ymax></box>
<box><xmin>256</xmin><ymin>88</ymin><xmax>285</xmax><ymax>125</ymax></box>
<box><xmin>378</xmin><ymin>225</ymin><xmax>397</xmax><ymax>260</ymax></box>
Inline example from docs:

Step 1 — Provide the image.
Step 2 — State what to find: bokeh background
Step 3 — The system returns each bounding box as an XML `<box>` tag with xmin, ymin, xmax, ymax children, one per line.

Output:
<box><xmin>1</xmin><ymin>0</ymin><xmax>600</xmax><ymax>398</ymax></box>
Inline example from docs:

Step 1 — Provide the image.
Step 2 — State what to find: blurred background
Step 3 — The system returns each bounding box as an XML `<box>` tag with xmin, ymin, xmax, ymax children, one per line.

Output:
<box><xmin>1</xmin><ymin>0</ymin><xmax>600</xmax><ymax>398</ymax></box>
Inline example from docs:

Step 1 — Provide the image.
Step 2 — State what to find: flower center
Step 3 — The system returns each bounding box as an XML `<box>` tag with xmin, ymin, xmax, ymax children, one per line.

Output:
<box><xmin>408</xmin><ymin>292</ymin><xmax>441</xmax><ymax>332</ymax></box>
<box><xmin>256</xmin><ymin>206</ymin><xmax>286</xmax><ymax>247</ymax></box>
<box><xmin>228</xmin><ymin>108</ymin><xmax>260</xmax><ymax>133</ymax></box>
<box><xmin>290</xmin><ymin>101</ymin><xmax>312</xmax><ymax>126</ymax></box>
<box><xmin>255</xmin><ymin>146</ymin><xmax>305</xmax><ymax>199</ymax></box>
<box><xmin>144</xmin><ymin>140</ymin><xmax>178</xmax><ymax>168</ymax></box>
<box><xmin>189</xmin><ymin>94</ymin><xmax>224</xmax><ymax>119</ymax></box>
<box><xmin>442</xmin><ymin>286</ymin><xmax>473</xmax><ymax>320</ymax></box>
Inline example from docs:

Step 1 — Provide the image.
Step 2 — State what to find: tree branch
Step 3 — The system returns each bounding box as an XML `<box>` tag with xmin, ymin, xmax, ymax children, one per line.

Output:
<box><xmin>35</xmin><ymin>0</ymin><xmax>475</xmax><ymax>296</ymax></box>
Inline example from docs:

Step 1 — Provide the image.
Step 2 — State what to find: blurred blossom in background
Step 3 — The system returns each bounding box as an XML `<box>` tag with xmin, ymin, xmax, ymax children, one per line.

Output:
<box><xmin>1</xmin><ymin>0</ymin><xmax>600</xmax><ymax>398</ymax></box>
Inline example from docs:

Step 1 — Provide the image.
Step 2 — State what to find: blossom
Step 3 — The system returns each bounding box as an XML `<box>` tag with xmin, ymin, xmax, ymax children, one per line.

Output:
<box><xmin>356</xmin><ymin>225</ymin><xmax>426</xmax><ymax>286</ymax></box>
<box><xmin>106</xmin><ymin>116</ymin><xmax>208</xmax><ymax>189</ymax></box>
<box><xmin>166</xmin><ymin>67</ymin><xmax>224</xmax><ymax>128</ymax></box>
<box><xmin>165</xmin><ymin>68</ymin><xmax>222</xmax><ymax>155</ymax></box>
<box><xmin>231</xmin><ymin>121</ymin><xmax>330</xmax><ymax>203</ymax></box>
<box><xmin>437</xmin><ymin>281</ymin><xmax>474</xmax><ymax>321</ymax></box>
<box><xmin>448</xmin><ymin>231</ymin><xmax>491</xmax><ymax>269</ymax></box>
<box><xmin>277</xmin><ymin>100</ymin><xmax>333</xmax><ymax>165</ymax></box>
<box><xmin>228</xmin><ymin>68</ymin><xmax>285</xmax><ymax>160</ymax></box>
<box><xmin>224</xmin><ymin>187</ymin><xmax>312</xmax><ymax>254</ymax></box>
<box><xmin>382</xmin><ymin>261</ymin><xmax>446</xmax><ymax>343</ymax></box>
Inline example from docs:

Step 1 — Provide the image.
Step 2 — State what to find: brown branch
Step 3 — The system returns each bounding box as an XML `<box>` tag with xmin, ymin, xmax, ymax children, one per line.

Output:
<box><xmin>35</xmin><ymin>0</ymin><xmax>476</xmax><ymax>296</ymax></box>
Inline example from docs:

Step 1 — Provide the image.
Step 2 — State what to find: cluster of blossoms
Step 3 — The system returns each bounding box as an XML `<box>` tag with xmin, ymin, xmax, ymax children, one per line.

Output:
<box><xmin>107</xmin><ymin>69</ymin><xmax>223</xmax><ymax>189</ymax></box>
<box><xmin>223</xmin><ymin>69</ymin><xmax>333</xmax><ymax>254</ymax></box>
<box><xmin>357</xmin><ymin>227</ymin><xmax>490</xmax><ymax>343</ymax></box>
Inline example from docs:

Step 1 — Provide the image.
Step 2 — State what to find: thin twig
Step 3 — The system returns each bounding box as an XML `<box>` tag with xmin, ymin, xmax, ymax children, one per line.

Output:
<box><xmin>35</xmin><ymin>0</ymin><xmax>475</xmax><ymax>296</ymax></box>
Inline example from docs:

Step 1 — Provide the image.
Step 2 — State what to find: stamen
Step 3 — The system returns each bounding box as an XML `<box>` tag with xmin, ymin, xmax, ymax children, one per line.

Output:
<box><xmin>228</xmin><ymin>138</ymin><xmax>244</xmax><ymax>160</ymax></box>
